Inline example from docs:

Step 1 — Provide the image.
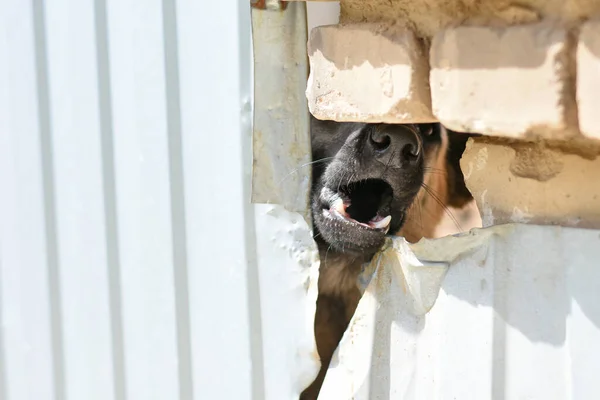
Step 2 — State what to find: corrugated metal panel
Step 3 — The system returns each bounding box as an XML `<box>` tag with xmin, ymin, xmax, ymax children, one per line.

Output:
<box><xmin>1</xmin><ymin>1</ymin><xmax>319</xmax><ymax>400</ymax></box>
<box><xmin>320</xmin><ymin>225</ymin><xmax>600</xmax><ymax>400</ymax></box>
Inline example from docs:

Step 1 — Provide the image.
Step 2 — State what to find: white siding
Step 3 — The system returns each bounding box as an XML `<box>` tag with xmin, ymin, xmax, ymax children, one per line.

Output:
<box><xmin>320</xmin><ymin>225</ymin><xmax>600</xmax><ymax>400</ymax></box>
<box><xmin>1</xmin><ymin>1</ymin><xmax>320</xmax><ymax>400</ymax></box>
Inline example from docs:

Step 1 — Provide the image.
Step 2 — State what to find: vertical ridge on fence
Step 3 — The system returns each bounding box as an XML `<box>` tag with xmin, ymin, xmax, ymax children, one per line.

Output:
<box><xmin>94</xmin><ymin>0</ymin><xmax>127</xmax><ymax>399</ymax></box>
<box><xmin>106</xmin><ymin>0</ymin><xmax>181</xmax><ymax>398</ymax></box>
<box><xmin>238</xmin><ymin>4</ymin><xmax>266</xmax><ymax>398</ymax></box>
<box><xmin>32</xmin><ymin>0</ymin><xmax>67</xmax><ymax>398</ymax></box>
<box><xmin>175</xmin><ymin>0</ymin><xmax>255</xmax><ymax>397</ymax></box>
<box><xmin>43</xmin><ymin>0</ymin><xmax>116</xmax><ymax>397</ymax></box>
<box><xmin>162</xmin><ymin>1</ymin><xmax>194</xmax><ymax>399</ymax></box>
<box><xmin>0</xmin><ymin>261</ymin><xmax>7</xmax><ymax>400</ymax></box>
<box><xmin>1</xmin><ymin>7</ymin><xmax>8</xmax><ymax>400</ymax></box>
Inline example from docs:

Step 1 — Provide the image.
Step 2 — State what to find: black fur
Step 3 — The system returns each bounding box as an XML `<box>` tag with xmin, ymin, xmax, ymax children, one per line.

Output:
<box><xmin>310</xmin><ymin>115</ymin><xmax>444</xmax><ymax>256</ymax></box>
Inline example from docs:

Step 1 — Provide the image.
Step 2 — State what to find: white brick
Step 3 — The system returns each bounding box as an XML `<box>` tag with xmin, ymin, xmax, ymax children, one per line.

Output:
<box><xmin>460</xmin><ymin>138</ymin><xmax>600</xmax><ymax>229</ymax></box>
<box><xmin>577</xmin><ymin>19</ymin><xmax>600</xmax><ymax>140</ymax></box>
<box><xmin>431</xmin><ymin>22</ymin><xmax>577</xmax><ymax>138</ymax></box>
<box><xmin>306</xmin><ymin>24</ymin><xmax>435</xmax><ymax>123</ymax></box>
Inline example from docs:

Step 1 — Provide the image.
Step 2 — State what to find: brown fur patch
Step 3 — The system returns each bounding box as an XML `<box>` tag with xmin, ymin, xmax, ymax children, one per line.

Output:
<box><xmin>401</xmin><ymin>126</ymin><xmax>450</xmax><ymax>243</ymax></box>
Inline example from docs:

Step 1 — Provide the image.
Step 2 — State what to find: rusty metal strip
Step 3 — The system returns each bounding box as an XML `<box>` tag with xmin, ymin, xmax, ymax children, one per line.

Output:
<box><xmin>250</xmin><ymin>1</ymin><xmax>311</xmax><ymax>219</ymax></box>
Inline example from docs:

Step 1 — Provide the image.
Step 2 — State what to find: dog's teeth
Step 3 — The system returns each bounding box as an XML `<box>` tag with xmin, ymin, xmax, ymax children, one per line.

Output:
<box><xmin>371</xmin><ymin>215</ymin><xmax>391</xmax><ymax>229</ymax></box>
<box><xmin>331</xmin><ymin>198</ymin><xmax>346</xmax><ymax>214</ymax></box>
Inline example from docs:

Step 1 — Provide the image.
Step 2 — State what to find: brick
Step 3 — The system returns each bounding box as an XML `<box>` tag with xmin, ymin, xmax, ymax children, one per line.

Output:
<box><xmin>460</xmin><ymin>137</ymin><xmax>600</xmax><ymax>229</ymax></box>
<box><xmin>430</xmin><ymin>22</ymin><xmax>577</xmax><ymax>138</ymax></box>
<box><xmin>306</xmin><ymin>24</ymin><xmax>435</xmax><ymax>123</ymax></box>
<box><xmin>577</xmin><ymin>19</ymin><xmax>600</xmax><ymax>140</ymax></box>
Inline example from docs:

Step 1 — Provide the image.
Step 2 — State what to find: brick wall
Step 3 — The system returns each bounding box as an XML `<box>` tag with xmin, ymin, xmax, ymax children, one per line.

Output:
<box><xmin>306</xmin><ymin>6</ymin><xmax>600</xmax><ymax>230</ymax></box>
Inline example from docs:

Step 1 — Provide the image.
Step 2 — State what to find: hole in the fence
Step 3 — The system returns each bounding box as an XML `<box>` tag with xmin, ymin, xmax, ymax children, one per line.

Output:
<box><xmin>309</xmin><ymin>121</ymin><xmax>482</xmax><ymax>249</ymax></box>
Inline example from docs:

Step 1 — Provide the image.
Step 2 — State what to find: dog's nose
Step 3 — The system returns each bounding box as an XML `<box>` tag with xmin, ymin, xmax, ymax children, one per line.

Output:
<box><xmin>368</xmin><ymin>126</ymin><xmax>420</xmax><ymax>165</ymax></box>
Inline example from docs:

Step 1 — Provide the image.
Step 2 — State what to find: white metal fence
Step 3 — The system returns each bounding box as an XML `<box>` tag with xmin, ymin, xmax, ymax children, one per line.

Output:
<box><xmin>319</xmin><ymin>225</ymin><xmax>600</xmax><ymax>400</ymax></box>
<box><xmin>1</xmin><ymin>1</ymin><xmax>325</xmax><ymax>399</ymax></box>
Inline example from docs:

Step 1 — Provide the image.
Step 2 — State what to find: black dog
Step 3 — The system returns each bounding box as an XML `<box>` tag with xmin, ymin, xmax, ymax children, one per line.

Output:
<box><xmin>301</xmin><ymin>116</ymin><xmax>474</xmax><ymax>399</ymax></box>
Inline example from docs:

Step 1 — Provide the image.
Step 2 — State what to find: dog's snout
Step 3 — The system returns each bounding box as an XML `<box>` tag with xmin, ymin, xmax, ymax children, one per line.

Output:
<box><xmin>368</xmin><ymin>126</ymin><xmax>420</xmax><ymax>166</ymax></box>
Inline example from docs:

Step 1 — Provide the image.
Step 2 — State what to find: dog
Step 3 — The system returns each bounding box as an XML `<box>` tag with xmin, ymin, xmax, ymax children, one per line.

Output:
<box><xmin>300</xmin><ymin>116</ymin><xmax>475</xmax><ymax>399</ymax></box>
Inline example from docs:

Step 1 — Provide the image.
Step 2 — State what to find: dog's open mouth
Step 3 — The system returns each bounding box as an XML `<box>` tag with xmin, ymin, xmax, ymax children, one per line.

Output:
<box><xmin>321</xmin><ymin>179</ymin><xmax>394</xmax><ymax>233</ymax></box>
